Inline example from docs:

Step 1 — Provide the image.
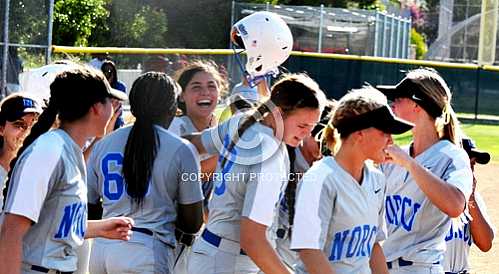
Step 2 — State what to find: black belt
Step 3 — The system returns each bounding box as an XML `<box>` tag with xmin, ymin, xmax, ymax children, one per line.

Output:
<box><xmin>131</xmin><ymin>226</ymin><xmax>153</xmax><ymax>236</ymax></box>
<box><xmin>276</xmin><ymin>228</ymin><xmax>287</xmax><ymax>239</ymax></box>
<box><xmin>387</xmin><ymin>258</ymin><xmax>440</xmax><ymax>269</ymax></box>
<box><xmin>31</xmin><ymin>265</ymin><xmax>73</xmax><ymax>274</ymax></box>
<box><xmin>175</xmin><ymin>227</ymin><xmax>196</xmax><ymax>246</ymax></box>
<box><xmin>201</xmin><ymin>229</ymin><xmax>247</xmax><ymax>255</ymax></box>
<box><xmin>445</xmin><ymin>271</ymin><xmax>468</xmax><ymax>274</ymax></box>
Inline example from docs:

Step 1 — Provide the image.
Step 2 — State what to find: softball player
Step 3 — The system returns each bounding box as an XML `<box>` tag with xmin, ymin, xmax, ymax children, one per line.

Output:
<box><xmin>0</xmin><ymin>94</ymin><xmax>42</xmax><ymax>211</ymax></box>
<box><xmin>290</xmin><ymin>87</ymin><xmax>413</xmax><ymax>274</ymax></box>
<box><xmin>443</xmin><ymin>137</ymin><xmax>495</xmax><ymax>274</ymax></box>
<box><xmin>377</xmin><ymin>68</ymin><xmax>473</xmax><ymax>274</ymax></box>
<box><xmin>87</xmin><ymin>72</ymin><xmax>204</xmax><ymax>274</ymax></box>
<box><xmin>167</xmin><ymin>61</ymin><xmax>227</xmax><ymax>274</ymax></box>
<box><xmin>0</xmin><ymin>65</ymin><xmax>133</xmax><ymax>274</ymax></box>
<box><xmin>272</xmin><ymin>100</ymin><xmax>335</xmax><ymax>270</ymax></box>
<box><xmin>186</xmin><ymin>73</ymin><xmax>326</xmax><ymax>274</ymax></box>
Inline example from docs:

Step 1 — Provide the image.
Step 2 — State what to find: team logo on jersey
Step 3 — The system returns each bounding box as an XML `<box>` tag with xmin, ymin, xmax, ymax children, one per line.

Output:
<box><xmin>54</xmin><ymin>202</ymin><xmax>87</xmax><ymax>240</ymax></box>
<box><xmin>385</xmin><ymin>195</ymin><xmax>421</xmax><ymax>232</ymax></box>
<box><xmin>329</xmin><ymin>224</ymin><xmax>378</xmax><ymax>261</ymax></box>
<box><xmin>445</xmin><ymin>222</ymin><xmax>472</xmax><ymax>246</ymax></box>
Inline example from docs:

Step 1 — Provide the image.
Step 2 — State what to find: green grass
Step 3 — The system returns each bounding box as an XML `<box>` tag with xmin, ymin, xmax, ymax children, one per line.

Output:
<box><xmin>393</xmin><ymin>123</ymin><xmax>499</xmax><ymax>163</ymax></box>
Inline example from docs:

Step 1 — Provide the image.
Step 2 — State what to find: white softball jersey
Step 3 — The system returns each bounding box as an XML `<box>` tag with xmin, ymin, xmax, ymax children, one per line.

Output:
<box><xmin>380</xmin><ymin>140</ymin><xmax>473</xmax><ymax>265</ymax></box>
<box><xmin>291</xmin><ymin>156</ymin><xmax>387</xmax><ymax>274</ymax></box>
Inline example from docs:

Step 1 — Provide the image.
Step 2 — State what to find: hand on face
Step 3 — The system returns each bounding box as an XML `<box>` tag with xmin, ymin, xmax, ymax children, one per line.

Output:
<box><xmin>383</xmin><ymin>144</ymin><xmax>413</xmax><ymax>169</ymax></box>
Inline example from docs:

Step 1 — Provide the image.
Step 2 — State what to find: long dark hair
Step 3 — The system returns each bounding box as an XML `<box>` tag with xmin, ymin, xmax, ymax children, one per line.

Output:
<box><xmin>174</xmin><ymin>60</ymin><xmax>227</xmax><ymax>115</ymax></box>
<box><xmin>3</xmin><ymin>66</ymin><xmax>110</xmax><ymax>204</ymax></box>
<box><xmin>220</xmin><ymin>73</ymin><xmax>326</xmax><ymax>169</ymax></box>
<box><xmin>123</xmin><ymin>72</ymin><xmax>180</xmax><ymax>205</ymax></box>
<box><xmin>101</xmin><ymin>60</ymin><xmax>118</xmax><ymax>87</ymax></box>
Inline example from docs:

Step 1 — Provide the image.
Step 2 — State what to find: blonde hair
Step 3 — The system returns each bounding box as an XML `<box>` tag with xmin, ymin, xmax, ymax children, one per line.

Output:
<box><xmin>405</xmin><ymin>68</ymin><xmax>460</xmax><ymax>144</ymax></box>
<box><xmin>322</xmin><ymin>86</ymin><xmax>387</xmax><ymax>154</ymax></box>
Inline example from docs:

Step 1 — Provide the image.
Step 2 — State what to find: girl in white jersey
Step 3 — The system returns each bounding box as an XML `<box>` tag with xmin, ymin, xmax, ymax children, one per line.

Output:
<box><xmin>291</xmin><ymin>87</ymin><xmax>413</xmax><ymax>274</ymax></box>
<box><xmin>443</xmin><ymin>137</ymin><xmax>494</xmax><ymax>274</ymax></box>
<box><xmin>273</xmin><ymin>100</ymin><xmax>336</xmax><ymax>270</ymax></box>
<box><xmin>376</xmin><ymin>68</ymin><xmax>473</xmax><ymax>274</ymax></box>
<box><xmin>187</xmin><ymin>73</ymin><xmax>327</xmax><ymax>274</ymax></box>
<box><xmin>0</xmin><ymin>94</ymin><xmax>42</xmax><ymax>210</ymax></box>
<box><xmin>87</xmin><ymin>72</ymin><xmax>204</xmax><ymax>274</ymax></box>
<box><xmin>169</xmin><ymin>60</ymin><xmax>227</xmax><ymax>212</ymax></box>
<box><xmin>169</xmin><ymin>60</ymin><xmax>227</xmax><ymax>274</ymax></box>
<box><xmin>0</xmin><ymin>65</ymin><xmax>133</xmax><ymax>274</ymax></box>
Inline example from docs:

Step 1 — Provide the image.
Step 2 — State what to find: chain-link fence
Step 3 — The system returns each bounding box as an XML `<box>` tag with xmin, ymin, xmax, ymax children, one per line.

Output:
<box><xmin>232</xmin><ymin>2</ymin><xmax>411</xmax><ymax>58</ymax></box>
<box><xmin>0</xmin><ymin>0</ymin><xmax>53</xmax><ymax>97</ymax></box>
<box><xmin>426</xmin><ymin>0</ymin><xmax>499</xmax><ymax>64</ymax></box>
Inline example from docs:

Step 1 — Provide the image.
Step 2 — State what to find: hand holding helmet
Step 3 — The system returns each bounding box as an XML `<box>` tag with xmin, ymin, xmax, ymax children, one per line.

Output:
<box><xmin>230</xmin><ymin>11</ymin><xmax>293</xmax><ymax>88</ymax></box>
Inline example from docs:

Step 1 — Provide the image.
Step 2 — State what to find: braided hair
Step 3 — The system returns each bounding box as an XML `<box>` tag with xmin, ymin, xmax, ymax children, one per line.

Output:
<box><xmin>123</xmin><ymin>72</ymin><xmax>180</xmax><ymax>205</ymax></box>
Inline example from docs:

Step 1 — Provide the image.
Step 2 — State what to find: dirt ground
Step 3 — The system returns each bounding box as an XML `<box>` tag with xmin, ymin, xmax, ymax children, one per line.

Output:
<box><xmin>469</xmin><ymin>163</ymin><xmax>498</xmax><ymax>273</ymax></box>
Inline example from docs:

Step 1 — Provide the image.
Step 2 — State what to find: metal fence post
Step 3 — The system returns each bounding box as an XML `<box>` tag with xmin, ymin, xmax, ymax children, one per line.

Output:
<box><xmin>374</xmin><ymin>12</ymin><xmax>379</xmax><ymax>57</ymax></box>
<box><xmin>389</xmin><ymin>14</ymin><xmax>395</xmax><ymax>58</ymax></box>
<box><xmin>2</xmin><ymin>0</ymin><xmax>11</xmax><ymax>98</ymax></box>
<box><xmin>46</xmin><ymin>0</ymin><xmax>55</xmax><ymax>64</ymax></box>
<box><xmin>266</xmin><ymin>2</ymin><xmax>270</xmax><ymax>11</ymax></box>
<box><xmin>396</xmin><ymin>16</ymin><xmax>402</xmax><ymax>58</ymax></box>
<box><xmin>382</xmin><ymin>13</ymin><xmax>387</xmax><ymax>57</ymax></box>
<box><xmin>318</xmin><ymin>4</ymin><xmax>324</xmax><ymax>53</ymax></box>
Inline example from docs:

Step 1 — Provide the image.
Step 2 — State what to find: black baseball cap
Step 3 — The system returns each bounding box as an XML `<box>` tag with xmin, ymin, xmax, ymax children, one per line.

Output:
<box><xmin>377</xmin><ymin>77</ymin><xmax>443</xmax><ymax>118</ymax></box>
<box><xmin>0</xmin><ymin>95</ymin><xmax>43</xmax><ymax>122</ymax></box>
<box><xmin>462</xmin><ymin>137</ymin><xmax>490</xmax><ymax>165</ymax></box>
<box><xmin>333</xmin><ymin>105</ymin><xmax>414</xmax><ymax>136</ymax></box>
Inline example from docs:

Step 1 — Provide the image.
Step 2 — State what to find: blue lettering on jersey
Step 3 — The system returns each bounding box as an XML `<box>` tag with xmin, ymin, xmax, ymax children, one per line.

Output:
<box><xmin>101</xmin><ymin>152</ymin><xmax>150</xmax><ymax>201</ymax></box>
<box><xmin>329</xmin><ymin>225</ymin><xmax>377</xmax><ymax>261</ymax></box>
<box><xmin>214</xmin><ymin>134</ymin><xmax>237</xmax><ymax>196</ymax></box>
<box><xmin>445</xmin><ymin>223</ymin><xmax>472</xmax><ymax>246</ymax></box>
<box><xmin>102</xmin><ymin>153</ymin><xmax>124</xmax><ymax>201</ymax></box>
<box><xmin>54</xmin><ymin>202</ymin><xmax>87</xmax><ymax>239</ymax></box>
<box><xmin>385</xmin><ymin>195</ymin><xmax>421</xmax><ymax>232</ymax></box>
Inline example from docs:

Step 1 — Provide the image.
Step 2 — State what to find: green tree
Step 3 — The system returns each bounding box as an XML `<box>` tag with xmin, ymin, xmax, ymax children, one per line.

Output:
<box><xmin>97</xmin><ymin>1</ymin><xmax>167</xmax><ymax>47</ymax></box>
<box><xmin>53</xmin><ymin>0</ymin><xmax>109</xmax><ymax>46</ymax></box>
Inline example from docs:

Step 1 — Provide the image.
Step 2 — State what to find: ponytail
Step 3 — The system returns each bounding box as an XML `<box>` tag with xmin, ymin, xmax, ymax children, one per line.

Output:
<box><xmin>122</xmin><ymin>72</ymin><xmax>179</xmax><ymax>206</ymax></box>
<box><xmin>436</xmin><ymin>104</ymin><xmax>460</xmax><ymax>145</ymax></box>
<box><xmin>123</xmin><ymin>117</ymin><xmax>159</xmax><ymax>205</ymax></box>
<box><xmin>220</xmin><ymin>100</ymin><xmax>273</xmax><ymax>169</ymax></box>
<box><xmin>285</xmin><ymin>145</ymin><xmax>297</xmax><ymax>235</ymax></box>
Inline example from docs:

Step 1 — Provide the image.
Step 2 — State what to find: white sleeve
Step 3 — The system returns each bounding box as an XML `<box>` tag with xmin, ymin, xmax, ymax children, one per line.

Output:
<box><xmin>241</xmin><ymin>157</ymin><xmax>286</xmax><ymax>227</ymax></box>
<box><xmin>444</xmin><ymin>149</ymin><xmax>473</xmax><ymax>201</ymax></box>
<box><xmin>168</xmin><ymin>117</ymin><xmax>183</xmax><ymax>137</ymax></box>
<box><xmin>291</xmin><ymin>166</ymin><xmax>334</xmax><ymax>250</ymax></box>
<box><xmin>5</xmin><ymin>137</ymin><xmax>63</xmax><ymax>222</ymax></box>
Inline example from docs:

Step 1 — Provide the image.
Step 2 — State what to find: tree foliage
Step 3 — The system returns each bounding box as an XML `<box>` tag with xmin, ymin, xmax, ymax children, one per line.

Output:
<box><xmin>53</xmin><ymin>0</ymin><xmax>108</xmax><ymax>46</ymax></box>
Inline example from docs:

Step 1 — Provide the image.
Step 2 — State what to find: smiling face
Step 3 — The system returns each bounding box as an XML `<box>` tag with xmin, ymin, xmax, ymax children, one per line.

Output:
<box><xmin>283</xmin><ymin>107</ymin><xmax>321</xmax><ymax>147</ymax></box>
<box><xmin>181</xmin><ymin>71</ymin><xmax>220</xmax><ymax>119</ymax></box>
<box><xmin>0</xmin><ymin>113</ymin><xmax>38</xmax><ymax>153</ymax></box>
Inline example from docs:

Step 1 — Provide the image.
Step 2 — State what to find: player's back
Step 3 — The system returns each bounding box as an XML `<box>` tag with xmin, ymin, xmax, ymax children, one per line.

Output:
<box><xmin>87</xmin><ymin>124</ymin><xmax>202</xmax><ymax>247</ymax></box>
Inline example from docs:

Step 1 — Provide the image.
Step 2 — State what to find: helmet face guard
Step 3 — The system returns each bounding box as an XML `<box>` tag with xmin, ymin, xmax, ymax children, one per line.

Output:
<box><xmin>230</xmin><ymin>11</ymin><xmax>293</xmax><ymax>87</ymax></box>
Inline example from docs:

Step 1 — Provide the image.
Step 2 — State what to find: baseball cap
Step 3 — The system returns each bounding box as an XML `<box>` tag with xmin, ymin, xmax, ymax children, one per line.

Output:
<box><xmin>333</xmin><ymin>104</ymin><xmax>414</xmax><ymax>136</ymax></box>
<box><xmin>462</xmin><ymin>137</ymin><xmax>490</xmax><ymax>165</ymax></box>
<box><xmin>376</xmin><ymin>77</ymin><xmax>443</xmax><ymax>118</ymax></box>
<box><xmin>0</xmin><ymin>95</ymin><xmax>43</xmax><ymax>122</ymax></box>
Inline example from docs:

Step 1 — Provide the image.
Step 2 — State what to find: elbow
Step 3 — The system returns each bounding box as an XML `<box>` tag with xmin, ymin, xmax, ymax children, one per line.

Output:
<box><xmin>445</xmin><ymin>192</ymin><xmax>466</xmax><ymax>218</ymax></box>
<box><xmin>446</xmin><ymin>208</ymin><xmax>464</xmax><ymax>218</ymax></box>
<box><xmin>475</xmin><ymin>233</ymin><xmax>494</xmax><ymax>252</ymax></box>
<box><xmin>477</xmin><ymin>242</ymin><xmax>493</xmax><ymax>252</ymax></box>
